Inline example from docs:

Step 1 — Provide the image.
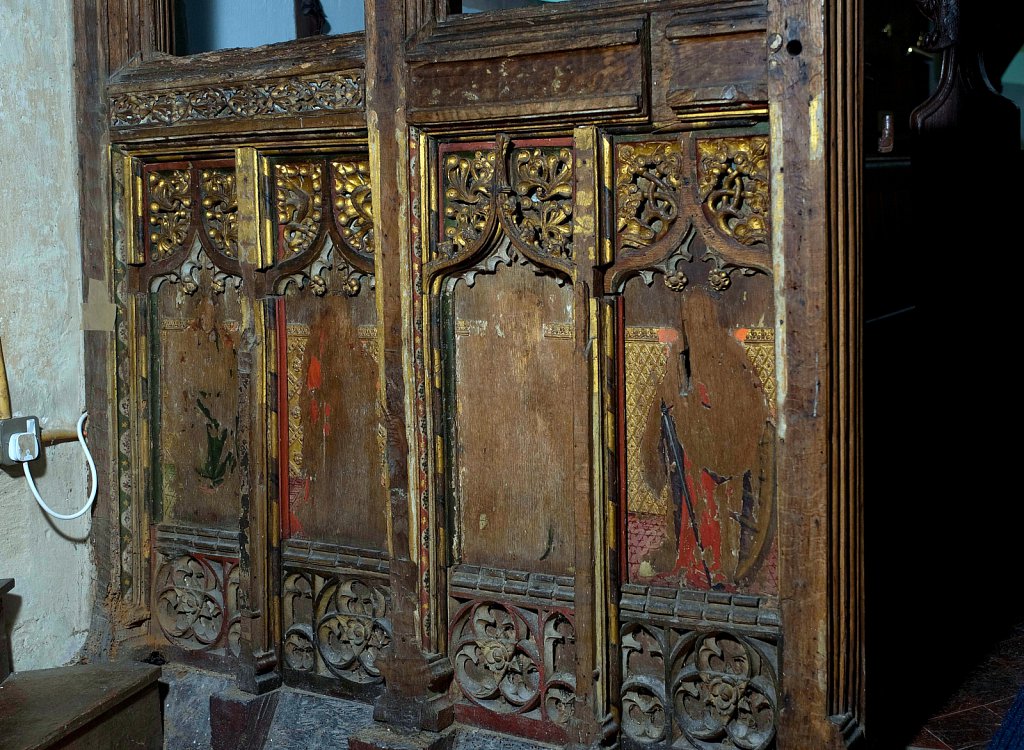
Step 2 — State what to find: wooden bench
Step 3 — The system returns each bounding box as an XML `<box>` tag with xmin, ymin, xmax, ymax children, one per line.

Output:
<box><xmin>0</xmin><ymin>663</ymin><xmax>161</xmax><ymax>750</ymax></box>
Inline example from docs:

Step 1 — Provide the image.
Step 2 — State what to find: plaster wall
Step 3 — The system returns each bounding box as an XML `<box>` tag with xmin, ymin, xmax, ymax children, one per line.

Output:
<box><xmin>0</xmin><ymin>0</ymin><xmax>94</xmax><ymax>669</ymax></box>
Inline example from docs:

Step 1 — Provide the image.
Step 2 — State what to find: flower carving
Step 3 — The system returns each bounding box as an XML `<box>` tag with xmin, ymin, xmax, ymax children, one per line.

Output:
<box><xmin>672</xmin><ymin>633</ymin><xmax>777</xmax><ymax>750</ymax></box>
<box><xmin>314</xmin><ymin>578</ymin><xmax>391</xmax><ymax>683</ymax></box>
<box><xmin>155</xmin><ymin>554</ymin><xmax>227</xmax><ymax>651</ymax></box>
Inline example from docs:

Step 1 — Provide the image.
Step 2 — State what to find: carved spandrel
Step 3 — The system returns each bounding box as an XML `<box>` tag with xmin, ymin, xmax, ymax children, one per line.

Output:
<box><xmin>501</xmin><ymin>146</ymin><xmax>574</xmax><ymax>262</ymax></box>
<box><xmin>331</xmin><ymin>159</ymin><xmax>374</xmax><ymax>257</ymax></box>
<box><xmin>148</xmin><ymin>169</ymin><xmax>192</xmax><ymax>260</ymax></box>
<box><xmin>696</xmin><ymin>136</ymin><xmax>770</xmax><ymax>247</ymax></box>
<box><xmin>275</xmin><ymin>162</ymin><xmax>324</xmax><ymax>257</ymax></box>
<box><xmin>439</xmin><ymin>150</ymin><xmax>497</xmax><ymax>259</ymax></box>
<box><xmin>616</xmin><ymin>142</ymin><xmax>685</xmax><ymax>251</ymax></box>
<box><xmin>199</xmin><ymin>169</ymin><xmax>238</xmax><ymax>259</ymax></box>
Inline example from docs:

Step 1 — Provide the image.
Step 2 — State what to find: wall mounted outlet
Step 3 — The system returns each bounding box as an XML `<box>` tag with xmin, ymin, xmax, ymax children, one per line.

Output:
<box><xmin>0</xmin><ymin>416</ymin><xmax>41</xmax><ymax>466</ymax></box>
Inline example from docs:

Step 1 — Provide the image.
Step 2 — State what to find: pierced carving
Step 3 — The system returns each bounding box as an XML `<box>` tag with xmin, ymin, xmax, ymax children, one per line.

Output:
<box><xmin>439</xmin><ymin>150</ymin><xmax>496</xmax><ymax>258</ymax></box>
<box><xmin>276</xmin><ymin>163</ymin><xmax>324</xmax><ymax>256</ymax></box>
<box><xmin>696</xmin><ymin>137</ymin><xmax>770</xmax><ymax>247</ymax></box>
<box><xmin>109</xmin><ymin>71</ymin><xmax>364</xmax><ymax>128</ymax></box>
<box><xmin>616</xmin><ymin>142</ymin><xmax>685</xmax><ymax>250</ymax></box>
<box><xmin>199</xmin><ymin>169</ymin><xmax>238</xmax><ymax>258</ymax></box>
<box><xmin>148</xmin><ymin>170</ymin><xmax>192</xmax><ymax>259</ymax></box>
<box><xmin>672</xmin><ymin>632</ymin><xmax>777</xmax><ymax>750</ymax></box>
<box><xmin>274</xmin><ymin>237</ymin><xmax>368</xmax><ymax>297</ymax></box>
<box><xmin>331</xmin><ymin>160</ymin><xmax>374</xmax><ymax>256</ymax></box>
<box><xmin>621</xmin><ymin>623</ymin><xmax>778</xmax><ymax>749</ymax></box>
<box><xmin>315</xmin><ymin>577</ymin><xmax>392</xmax><ymax>684</ymax></box>
<box><xmin>501</xmin><ymin>147</ymin><xmax>574</xmax><ymax>261</ymax></box>
<box><xmin>451</xmin><ymin>599</ymin><xmax>575</xmax><ymax>727</ymax></box>
<box><xmin>150</xmin><ymin>241</ymin><xmax>241</xmax><ymax>295</ymax></box>
<box><xmin>281</xmin><ymin>569</ymin><xmax>392</xmax><ymax>687</ymax></box>
<box><xmin>155</xmin><ymin>553</ymin><xmax>238</xmax><ymax>653</ymax></box>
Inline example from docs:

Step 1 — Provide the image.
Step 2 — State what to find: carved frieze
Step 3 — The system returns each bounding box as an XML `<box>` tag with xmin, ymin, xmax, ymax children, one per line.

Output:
<box><xmin>621</xmin><ymin>624</ymin><xmax>778</xmax><ymax>750</ymax></box>
<box><xmin>109</xmin><ymin>71</ymin><xmax>364</xmax><ymax>128</ymax></box>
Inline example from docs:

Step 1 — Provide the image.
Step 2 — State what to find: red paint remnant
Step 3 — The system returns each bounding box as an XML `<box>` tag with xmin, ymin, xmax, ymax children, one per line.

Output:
<box><xmin>627</xmin><ymin>512</ymin><xmax>667</xmax><ymax>581</ymax></box>
<box><xmin>307</xmin><ymin>355</ymin><xmax>322</xmax><ymax>391</ymax></box>
<box><xmin>658</xmin><ymin>327</ymin><xmax>680</xmax><ymax>345</ymax></box>
<box><xmin>285</xmin><ymin>478</ymin><xmax>309</xmax><ymax>537</ymax></box>
<box><xmin>698</xmin><ymin>469</ymin><xmax>724</xmax><ymax>581</ymax></box>
<box><xmin>734</xmin><ymin>327</ymin><xmax>751</xmax><ymax>343</ymax></box>
<box><xmin>310</xmin><ymin>400</ymin><xmax>319</xmax><ymax>424</ymax></box>
<box><xmin>698</xmin><ymin>382</ymin><xmax>712</xmax><ymax>408</ymax></box>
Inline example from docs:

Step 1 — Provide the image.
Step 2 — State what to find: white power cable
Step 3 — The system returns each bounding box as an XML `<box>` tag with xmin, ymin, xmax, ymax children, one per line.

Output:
<box><xmin>23</xmin><ymin>412</ymin><xmax>98</xmax><ymax>521</ymax></box>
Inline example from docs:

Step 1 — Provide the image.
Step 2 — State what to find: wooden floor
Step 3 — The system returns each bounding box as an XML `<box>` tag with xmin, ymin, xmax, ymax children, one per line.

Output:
<box><xmin>907</xmin><ymin>622</ymin><xmax>1024</xmax><ymax>750</ymax></box>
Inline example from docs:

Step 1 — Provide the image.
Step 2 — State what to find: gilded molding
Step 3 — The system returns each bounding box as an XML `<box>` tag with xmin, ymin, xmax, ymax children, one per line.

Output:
<box><xmin>109</xmin><ymin>71</ymin><xmax>365</xmax><ymax>128</ymax></box>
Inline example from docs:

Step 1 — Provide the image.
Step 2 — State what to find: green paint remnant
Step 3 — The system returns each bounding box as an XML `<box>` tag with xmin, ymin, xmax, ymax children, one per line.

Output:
<box><xmin>196</xmin><ymin>397</ymin><xmax>236</xmax><ymax>487</ymax></box>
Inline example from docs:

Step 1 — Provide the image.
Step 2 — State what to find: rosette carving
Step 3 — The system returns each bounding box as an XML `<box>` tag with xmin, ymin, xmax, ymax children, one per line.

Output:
<box><xmin>672</xmin><ymin>633</ymin><xmax>777</xmax><ymax>750</ymax></box>
<box><xmin>314</xmin><ymin>577</ymin><xmax>391</xmax><ymax>684</ymax></box>
<box><xmin>155</xmin><ymin>553</ymin><xmax>237</xmax><ymax>652</ymax></box>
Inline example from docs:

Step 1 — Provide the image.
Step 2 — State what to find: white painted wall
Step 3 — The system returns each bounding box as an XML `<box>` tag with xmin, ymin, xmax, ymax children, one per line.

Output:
<box><xmin>0</xmin><ymin>0</ymin><xmax>94</xmax><ymax>670</ymax></box>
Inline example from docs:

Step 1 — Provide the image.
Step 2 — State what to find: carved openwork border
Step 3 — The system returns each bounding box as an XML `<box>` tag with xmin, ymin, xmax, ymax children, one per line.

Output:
<box><xmin>109</xmin><ymin>71</ymin><xmax>365</xmax><ymax>128</ymax></box>
<box><xmin>449</xmin><ymin>596</ymin><xmax>577</xmax><ymax>741</ymax></box>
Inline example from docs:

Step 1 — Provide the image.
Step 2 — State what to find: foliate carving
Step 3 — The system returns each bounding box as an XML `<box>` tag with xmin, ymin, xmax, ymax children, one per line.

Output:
<box><xmin>199</xmin><ymin>169</ymin><xmax>238</xmax><ymax>258</ymax></box>
<box><xmin>501</xmin><ymin>147</ymin><xmax>574</xmax><ymax>260</ymax></box>
<box><xmin>109</xmin><ymin>72</ymin><xmax>364</xmax><ymax>128</ymax></box>
<box><xmin>275</xmin><ymin>163</ymin><xmax>324</xmax><ymax>256</ymax></box>
<box><xmin>274</xmin><ymin>238</ymin><xmax>368</xmax><ymax>297</ymax></box>
<box><xmin>151</xmin><ymin>241</ymin><xmax>241</xmax><ymax>296</ymax></box>
<box><xmin>616</xmin><ymin>142</ymin><xmax>685</xmax><ymax>250</ymax></box>
<box><xmin>673</xmin><ymin>633</ymin><xmax>777</xmax><ymax>750</ymax></box>
<box><xmin>696</xmin><ymin>137</ymin><xmax>770</xmax><ymax>247</ymax></box>
<box><xmin>285</xmin><ymin>327</ymin><xmax>310</xmax><ymax>479</ymax></box>
<box><xmin>331</xmin><ymin>160</ymin><xmax>374</xmax><ymax>256</ymax></box>
<box><xmin>155</xmin><ymin>552</ymin><xmax>238</xmax><ymax>653</ymax></box>
<box><xmin>148</xmin><ymin>170</ymin><xmax>192</xmax><ymax>259</ymax></box>
<box><xmin>451</xmin><ymin>599</ymin><xmax>576</xmax><ymax>727</ymax></box>
<box><xmin>621</xmin><ymin>623</ymin><xmax>778</xmax><ymax>749</ymax></box>
<box><xmin>439</xmin><ymin>150</ymin><xmax>496</xmax><ymax>258</ymax></box>
<box><xmin>281</xmin><ymin>567</ymin><xmax>392</xmax><ymax>687</ymax></box>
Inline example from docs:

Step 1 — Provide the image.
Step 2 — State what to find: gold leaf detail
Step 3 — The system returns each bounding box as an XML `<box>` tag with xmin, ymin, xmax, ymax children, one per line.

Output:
<box><xmin>200</xmin><ymin>169</ymin><xmax>238</xmax><ymax>258</ymax></box>
<box><xmin>504</xmin><ymin>147</ymin><xmax>574</xmax><ymax>259</ymax></box>
<box><xmin>697</xmin><ymin>136</ymin><xmax>770</xmax><ymax>246</ymax></box>
<box><xmin>615</xmin><ymin>142</ymin><xmax>684</xmax><ymax>249</ymax></box>
<box><xmin>439</xmin><ymin>150</ymin><xmax>495</xmax><ymax>258</ymax></box>
<box><xmin>625</xmin><ymin>329</ymin><xmax>671</xmax><ymax>515</ymax></box>
<box><xmin>275</xmin><ymin>163</ymin><xmax>323</xmax><ymax>256</ymax></box>
<box><xmin>331</xmin><ymin>160</ymin><xmax>374</xmax><ymax>255</ymax></box>
<box><xmin>148</xmin><ymin>170</ymin><xmax>192</xmax><ymax>259</ymax></box>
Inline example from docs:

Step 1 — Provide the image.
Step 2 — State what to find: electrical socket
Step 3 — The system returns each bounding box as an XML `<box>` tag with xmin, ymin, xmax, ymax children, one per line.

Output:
<box><xmin>0</xmin><ymin>416</ymin><xmax>41</xmax><ymax>466</ymax></box>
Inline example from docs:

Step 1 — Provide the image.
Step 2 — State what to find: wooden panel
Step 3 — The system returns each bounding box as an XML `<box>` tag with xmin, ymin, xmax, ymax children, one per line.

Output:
<box><xmin>153</xmin><ymin>258</ymin><xmax>243</xmax><ymax>529</ymax></box>
<box><xmin>408</xmin><ymin>35</ymin><xmax>646</xmax><ymax>124</ymax></box>
<box><xmin>280</xmin><ymin>291</ymin><xmax>385</xmax><ymax>549</ymax></box>
<box><xmin>452</xmin><ymin>261</ymin><xmax>576</xmax><ymax>576</ymax></box>
<box><xmin>621</xmin><ymin>276</ymin><xmax>776</xmax><ymax>594</ymax></box>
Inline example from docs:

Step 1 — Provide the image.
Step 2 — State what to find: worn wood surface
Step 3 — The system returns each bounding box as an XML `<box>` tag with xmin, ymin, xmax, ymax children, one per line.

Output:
<box><xmin>0</xmin><ymin>663</ymin><xmax>161</xmax><ymax>750</ymax></box>
<box><xmin>76</xmin><ymin>0</ymin><xmax>866</xmax><ymax>747</ymax></box>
